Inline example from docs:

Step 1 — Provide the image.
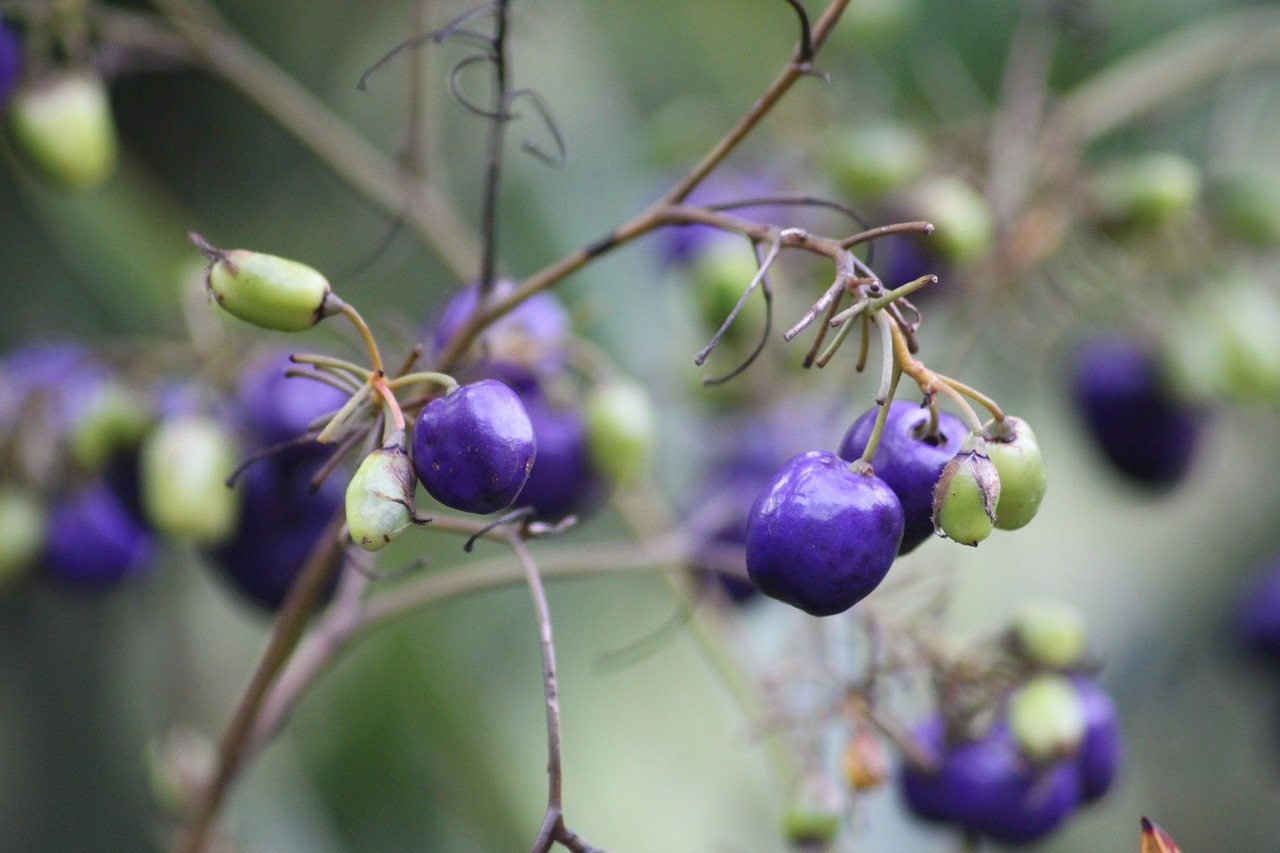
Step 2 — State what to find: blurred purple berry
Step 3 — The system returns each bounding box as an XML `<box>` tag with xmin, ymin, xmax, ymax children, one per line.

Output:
<box><xmin>1072</xmin><ymin>338</ymin><xmax>1202</xmax><ymax>488</ymax></box>
<box><xmin>512</xmin><ymin>380</ymin><xmax>606</xmax><ymax>522</ymax></box>
<box><xmin>235</xmin><ymin>352</ymin><xmax>350</xmax><ymax>447</ymax></box>
<box><xmin>1071</xmin><ymin>676</ymin><xmax>1122</xmax><ymax>804</ymax></box>
<box><xmin>44</xmin><ymin>481</ymin><xmax>155</xmax><ymax>588</ymax></box>
<box><xmin>1239</xmin><ymin>561</ymin><xmax>1280</xmax><ymax>660</ymax></box>
<box><xmin>429</xmin><ymin>281</ymin><xmax>570</xmax><ymax>372</ymax></box>
<box><xmin>0</xmin><ymin>22</ymin><xmax>20</xmax><ymax>109</ymax></box>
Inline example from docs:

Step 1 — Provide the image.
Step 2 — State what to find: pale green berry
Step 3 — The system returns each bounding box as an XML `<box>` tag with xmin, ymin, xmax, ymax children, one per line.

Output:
<box><xmin>141</xmin><ymin>415</ymin><xmax>240</xmax><ymax>544</ymax></box>
<box><xmin>7</xmin><ymin>71</ymin><xmax>118</xmax><ymax>190</ymax></box>
<box><xmin>346</xmin><ymin>433</ymin><xmax>419</xmax><ymax>551</ymax></box>
<box><xmin>828</xmin><ymin>122</ymin><xmax>928</xmax><ymax>200</ymax></box>
<box><xmin>195</xmin><ymin>233</ymin><xmax>337</xmax><ymax>333</ymax></box>
<box><xmin>0</xmin><ymin>487</ymin><xmax>45</xmax><ymax>583</ymax></box>
<box><xmin>782</xmin><ymin>775</ymin><xmax>843</xmax><ymax>848</ymax></box>
<box><xmin>932</xmin><ymin>444</ymin><xmax>1000</xmax><ymax>546</ymax></box>
<box><xmin>584</xmin><ymin>378</ymin><xmax>654</xmax><ymax>486</ymax></box>
<box><xmin>689</xmin><ymin>240</ymin><xmax>766</xmax><ymax>343</ymax></box>
<box><xmin>1202</xmin><ymin>276</ymin><xmax>1280</xmax><ymax>403</ymax></box>
<box><xmin>1092</xmin><ymin>153</ymin><xmax>1201</xmax><ymax>227</ymax></box>
<box><xmin>1008</xmin><ymin>674</ymin><xmax>1086</xmax><ymax>764</ymax></box>
<box><xmin>910</xmin><ymin>177</ymin><xmax>993</xmax><ymax>264</ymax></box>
<box><xmin>983</xmin><ymin>416</ymin><xmax>1045</xmax><ymax>531</ymax></box>
<box><xmin>1011</xmin><ymin>599</ymin><xmax>1087</xmax><ymax>670</ymax></box>
<box><xmin>70</xmin><ymin>382</ymin><xmax>154</xmax><ymax>471</ymax></box>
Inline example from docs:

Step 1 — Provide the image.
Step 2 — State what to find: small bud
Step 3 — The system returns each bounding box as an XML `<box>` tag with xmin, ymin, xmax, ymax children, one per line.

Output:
<box><xmin>782</xmin><ymin>774</ymin><xmax>844</xmax><ymax>848</ymax></box>
<box><xmin>141</xmin><ymin>415</ymin><xmax>240</xmax><ymax>544</ymax></box>
<box><xmin>346</xmin><ymin>432</ymin><xmax>421</xmax><ymax>551</ymax></box>
<box><xmin>1140</xmin><ymin>817</ymin><xmax>1182</xmax><ymax>853</ymax></box>
<box><xmin>7</xmin><ymin>70</ymin><xmax>118</xmax><ymax>190</ymax></box>
<box><xmin>1010</xmin><ymin>599</ymin><xmax>1087</xmax><ymax>670</ymax></box>
<box><xmin>193</xmin><ymin>233</ymin><xmax>337</xmax><ymax>332</ymax></box>
<box><xmin>983</xmin><ymin>416</ymin><xmax>1046</xmax><ymax>531</ymax></box>
<box><xmin>584</xmin><ymin>378</ymin><xmax>654</xmax><ymax>486</ymax></box>
<box><xmin>0</xmin><ymin>486</ymin><xmax>45</xmax><ymax>583</ymax></box>
<box><xmin>842</xmin><ymin>729</ymin><xmax>889</xmax><ymax>792</ymax></box>
<box><xmin>931</xmin><ymin>443</ymin><xmax>1000</xmax><ymax>546</ymax></box>
<box><xmin>1008</xmin><ymin>674</ymin><xmax>1086</xmax><ymax>764</ymax></box>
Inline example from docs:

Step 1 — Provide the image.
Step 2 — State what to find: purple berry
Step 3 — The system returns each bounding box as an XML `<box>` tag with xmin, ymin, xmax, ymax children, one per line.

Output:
<box><xmin>0</xmin><ymin>22</ymin><xmax>20</xmax><ymax>109</ymax></box>
<box><xmin>1071</xmin><ymin>676</ymin><xmax>1122</xmax><ymax>804</ymax></box>
<box><xmin>512</xmin><ymin>384</ymin><xmax>606</xmax><ymax>522</ymax></box>
<box><xmin>1072</xmin><ymin>338</ymin><xmax>1202</xmax><ymax>488</ymax></box>
<box><xmin>412</xmin><ymin>380</ymin><xmax>537</xmax><ymax>515</ymax></box>
<box><xmin>900</xmin><ymin>718</ymin><xmax>1081</xmax><ymax>845</ymax></box>
<box><xmin>235</xmin><ymin>352</ymin><xmax>350</xmax><ymax>447</ymax></box>
<box><xmin>745</xmin><ymin>451</ymin><xmax>903</xmax><ymax>617</ymax></box>
<box><xmin>429</xmin><ymin>281</ymin><xmax>570</xmax><ymax>371</ymax></box>
<box><xmin>44</xmin><ymin>481</ymin><xmax>155</xmax><ymax>588</ymax></box>
<box><xmin>1239</xmin><ymin>562</ymin><xmax>1280</xmax><ymax>659</ymax></box>
<box><xmin>1</xmin><ymin>341</ymin><xmax>110</xmax><ymax>435</ymax></box>
<box><xmin>838</xmin><ymin>401</ymin><xmax>967</xmax><ymax>554</ymax></box>
<box><xmin>209</xmin><ymin>452</ymin><xmax>343</xmax><ymax>611</ymax></box>
<box><xmin>688</xmin><ymin>473</ymin><xmax>764</xmax><ymax>604</ymax></box>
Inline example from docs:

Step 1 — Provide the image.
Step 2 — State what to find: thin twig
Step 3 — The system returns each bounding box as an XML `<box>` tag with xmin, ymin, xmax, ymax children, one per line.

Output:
<box><xmin>478</xmin><ymin>0</ymin><xmax>512</xmax><ymax>294</ymax></box>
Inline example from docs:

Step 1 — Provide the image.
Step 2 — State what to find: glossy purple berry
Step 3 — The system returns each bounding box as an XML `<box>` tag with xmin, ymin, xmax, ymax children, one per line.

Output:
<box><xmin>1071</xmin><ymin>676</ymin><xmax>1122</xmax><ymax>804</ymax></box>
<box><xmin>1072</xmin><ymin>338</ymin><xmax>1202</xmax><ymax>488</ymax></box>
<box><xmin>413</xmin><ymin>380</ymin><xmax>536</xmax><ymax>515</ymax></box>
<box><xmin>0</xmin><ymin>22</ymin><xmax>20</xmax><ymax>109</ymax></box>
<box><xmin>236</xmin><ymin>352</ymin><xmax>349</xmax><ymax>446</ymax></box>
<box><xmin>900</xmin><ymin>718</ymin><xmax>1081</xmax><ymax>845</ymax></box>
<box><xmin>209</xmin><ymin>452</ymin><xmax>343</xmax><ymax>611</ymax></box>
<box><xmin>838</xmin><ymin>401</ymin><xmax>967</xmax><ymax>554</ymax></box>
<box><xmin>44</xmin><ymin>481</ymin><xmax>155</xmax><ymax>588</ymax></box>
<box><xmin>430</xmin><ymin>281</ymin><xmax>570</xmax><ymax>371</ymax></box>
<box><xmin>745</xmin><ymin>451</ymin><xmax>903</xmax><ymax>617</ymax></box>
<box><xmin>1238</xmin><ymin>562</ymin><xmax>1280</xmax><ymax>660</ymax></box>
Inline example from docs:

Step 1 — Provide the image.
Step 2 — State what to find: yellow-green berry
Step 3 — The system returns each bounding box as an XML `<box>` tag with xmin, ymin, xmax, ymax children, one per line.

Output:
<box><xmin>194</xmin><ymin>233</ymin><xmax>337</xmax><ymax>333</ymax></box>
<box><xmin>932</xmin><ymin>443</ymin><xmax>1000</xmax><ymax>546</ymax></box>
<box><xmin>0</xmin><ymin>486</ymin><xmax>45</xmax><ymax>583</ymax></box>
<box><xmin>983</xmin><ymin>416</ymin><xmax>1046</xmax><ymax>531</ymax></box>
<box><xmin>1008</xmin><ymin>674</ymin><xmax>1086</xmax><ymax>764</ymax></box>
<box><xmin>1011</xmin><ymin>599</ymin><xmax>1087</xmax><ymax>670</ymax></box>
<box><xmin>141</xmin><ymin>415</ymin><xmax>240</xmax><ymax>544</ymax></box>
<box><xmin>7</xmin><ymin>70</ymin><xmax>118</xmax><ymax>190</ymax></box>
<box><xmin>584</xmin><ymin>378</ymin><xmax>654</xmax><ymax>486</ymax></box>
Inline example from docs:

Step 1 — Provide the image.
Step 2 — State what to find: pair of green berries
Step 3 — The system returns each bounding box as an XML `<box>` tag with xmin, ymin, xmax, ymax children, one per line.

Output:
<box><xmin>932</xmin><ymin>416</ymin><xmax>1046</xmax><ymax>547</ymax></box>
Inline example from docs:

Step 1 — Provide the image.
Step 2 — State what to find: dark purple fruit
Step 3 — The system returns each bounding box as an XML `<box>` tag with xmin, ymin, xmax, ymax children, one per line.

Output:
<box><xmin>838</xmin><ymin>401</ymin><xmax>967</xmax><ymax>554</ymax></box>
<box><xmin>1072</xmin><ymin>338</ymin><xmax>1202</xmax><ymax>488</ymax></box>
<box><xmin>0</xmin><ymin>22</ymin><xmax>20</xmax><ymax>109</ymax></box>
<box><xmin>746</xmin><ymin>451</ymin><xmax>903</xmax><ymax>616</ymax></box>
<box><xmin>1071</xmin><ymin>676</ymin><xmax>1122</xmax><ymax>804</ymax></box>
<box><xmin>209</xmin><ymin>451</ymin><xmax>343</xmax><ymax>611</ymax></box>
<box><xmin>510</xmin><ymin>379</ymin><xmax>606</xmax><ymax>522</ymax></box>
<box><xmin>1239</xmin><ymin>561</ymin><xmax>1280</xmax><ymax>660</ymax></box>
<box><xmin>430</xmin><ymin>281</ymin><xmax>570</xmax><ymax>372</ymax></box>
<box><xmin>413</xmin><ymin>380</ymin><xmax>536</xmax><ymax>515</ymax></box>
<box><xmin>44</xmin><ymin>481</ymin><xmax>155</xmax><ymax>588</ymax></box>
<box><xmin>900</xmin><ymin>717</ymin><xmax>1081</xmax><ymax>845</ymax></box>
<box><xmin>236</xmin><ymin>352</ymin><xmax>350</xmax><ymax>446</ymax></box>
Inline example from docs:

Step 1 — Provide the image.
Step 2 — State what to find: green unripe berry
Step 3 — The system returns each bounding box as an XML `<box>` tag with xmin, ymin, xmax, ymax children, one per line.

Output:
<box><xmin>983</xmin><ymin>416</ymin><xmax>1045</xmax><ymax>531</ymax></box>
<box><xmin>141</xmin><ymin>415</ymin><xmax>240</xmax><ymax>544</ymax></box>
<box><xmin>346</xmin><ymin>433</ymin><xmax>419</xmax><ymax>551</ymax></box>
<box><xmin>1011</xmin><ymin>599</ymin><xmax>1087</xmax><ymax>670</ymax></box>
<box><xmin>584</xmin><ymin>378</ymin><xmax>654</xmax><ymax>486</ymax></box>
<box><xmin>689</xmin><ymin>240</ymin><xmax>766</xmax><ymax>343</ymax></box>
<box><xmin>932</xmin><ymin>444</ymin><xmax>1000</xmax><ymax>546</ymax></box>
<box><xmin>0</xmin><ymin>487</ymin><xmax>45</xmax><ymax>583</ymax></box>
<box><xmin>194</xmin><ymin>233</ymin><xmax>337</xmax><ymax>333</ymax></box>
<box><xmin>827</xmin><ymin>122</ymin><xmax>927</xmax><ymax>199</ymax></box>
<box><xmin>7</xmin><ymin>71</ymin><xmax>118</xmax><ymax>190</ymax></box>
<box><xmin>782</xmin><ymin>775</ymin><xmax>843</xmax><ymax>848</ymax></box>
<box><xmin>70</xmin><ymin>382</ymin><xmax>154</xmax><ymax>471</ymax></box>
<box><xmin>910</xmin><ymin>177</ymin><xmax>993</xmax><ymax>264</ymax></box>
<box><xmin>1206</xmin><ymin>276</ymin><xmax>1280</xmax><ymax>403</ymax></box>
<box><xmin>1209</xmin><ymin>170</ymin><xmax>1280</xmax><ymax>248</ymax></box>
<box><xmin>1092</xmin><ymin>153</ymin><xmax>1201</xmax><ymax>228</ymax></box>
<box><xmin>1008</xmin><ymin>674</ymin><xmax>1086</xmax><ymax>764</ymax></box>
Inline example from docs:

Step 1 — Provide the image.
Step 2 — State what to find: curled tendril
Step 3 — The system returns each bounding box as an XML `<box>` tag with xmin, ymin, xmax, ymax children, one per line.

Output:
<box><xmin>511</xmin><ymin>88</ymin><xmax>567</xmax><ymax>167</ymax></box>
<box><xmin>449</xmin><ymin>53</ymin><xmax>509</xmax><ymax>118</ymax></box>
<box><xmin>699</xmin><ymin>240</ymin><xmax>777</xmax><ymax>386</ymax></box>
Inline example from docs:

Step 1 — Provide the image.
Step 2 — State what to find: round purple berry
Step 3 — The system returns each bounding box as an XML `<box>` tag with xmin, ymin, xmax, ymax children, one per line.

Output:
<box><xmin>511</xmin><ymin>382</ymin><xmax>606</xmax><ymax>522</ymax></box>
<box><xmin>900</xmin><ymin>718</ymin><xmax>1081</xmax><ymax>845</ymax></box>
<box><xmin>412</xmin><ymin>380</ymin><xmax>536</xmax><ymax>515</ymax></box>
<box><xmin>1239</xmin><ymin>561</ymin><xmax>1280</xmax><ymax>660</ymax></box>
<box><xmin>746</xmin><ymin>451</ymin><xmax>904</xmax><ymax>617</ymax></box>
<box><xmin>1072</xmin><ymin>338</ymin><xmax>1202</xmax><ymax>488</ymax></box>
<box><xmin>44</xmin><ymin>481</ymin><xmax>155</xmax><ymax>588</ymax></box>
<box><xmin>1071</xmin><ymin>676</ymin><xmax>1122</xmax><ymax>804</ymax></box>
<box><xmin>838</xmin><ymin>401</ymin><xmax>967</xmax><ymax>554</ymax></box>
<box><xmin>0</xmin><ymin>22</ymin><xmax>20</xmax><ymax>109</ymax></box>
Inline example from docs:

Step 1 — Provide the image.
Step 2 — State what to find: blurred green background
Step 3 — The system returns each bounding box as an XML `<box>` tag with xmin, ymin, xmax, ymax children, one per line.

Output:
<box><xmin>4</xmin><ymin>0</ymin><xmax>1280</xmax><ymax>850</ymax></box>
